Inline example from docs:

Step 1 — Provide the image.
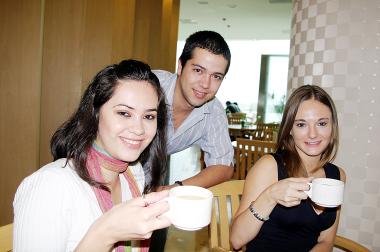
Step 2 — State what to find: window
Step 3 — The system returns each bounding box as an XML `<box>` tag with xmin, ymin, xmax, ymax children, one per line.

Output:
<box><xmin>257</xmin><ymin>55</ymin><xmax>288</xmax><ymax>123</ymax></box>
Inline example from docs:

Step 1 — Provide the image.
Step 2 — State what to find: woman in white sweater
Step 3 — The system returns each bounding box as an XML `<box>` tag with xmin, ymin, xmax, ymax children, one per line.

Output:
<box><xmin>13</xmin><ymin>59</ymin><xmax>171</xmax><ymax>252</ymax></box>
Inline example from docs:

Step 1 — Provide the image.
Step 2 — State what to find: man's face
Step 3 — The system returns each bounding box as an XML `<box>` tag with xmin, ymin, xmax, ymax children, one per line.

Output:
<box><xmin>177</xmin><ymin>47</ymin><xmax>228</xmax><ymax>108</ymax></box>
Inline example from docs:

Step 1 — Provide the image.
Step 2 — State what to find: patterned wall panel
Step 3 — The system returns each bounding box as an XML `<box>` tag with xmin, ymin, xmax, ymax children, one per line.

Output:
<box><xmin>288</xmin><ymin>0</ymin><xmax>380</xmax><ymax>250</ymax></box>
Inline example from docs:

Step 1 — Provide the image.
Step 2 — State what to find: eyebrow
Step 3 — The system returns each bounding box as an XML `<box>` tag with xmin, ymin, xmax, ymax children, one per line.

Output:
<box><xmin>192</xmin><ymin>64</ymin><xmax>225</xmax><ymax>77</ymax></box>
<box><xmin>294</xmin><ymin>118</ymin><xmax>330</xmax><ymax>122</ymax></box>
<box><xmin>113</xmin><ymin>104</ymin><xmax>157</xmax><ymax>112</ymax></box>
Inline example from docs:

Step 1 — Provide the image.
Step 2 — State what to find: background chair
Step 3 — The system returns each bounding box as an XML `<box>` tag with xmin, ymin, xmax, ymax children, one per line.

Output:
<box><xmin>209</xmin><ymin>180</ymin><xmax>245</xmax><ymax>252</ymax></box>
<box><xmin>334</xmin><ymin>235</ymin><xmax>370</xmax><ymax>252</ymax></box>
<box><xmin>0</xmin><ymin>223</ymin><xmax>13</xmax><ymax>252</ymax></box>
<box><xmin>227</xmin><ymin>112</ymin><xmax>246</xmax><ymax>125</ymax></box>
<box><xmin>255</xmin><ymin>122</ymin><xmax>279</xmax><ymax>131</ymax></box>
<box><xmin>243</xmin><ymin>128</ymin><xmax>275</xmax><ymax>141</ymax></box>
<box><xmin>234</xmin><ymin>139</ymin><xmax>276</xmax><ymax>179</ymax></box>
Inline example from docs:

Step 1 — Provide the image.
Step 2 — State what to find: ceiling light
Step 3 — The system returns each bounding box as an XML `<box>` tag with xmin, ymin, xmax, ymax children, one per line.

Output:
<box><xmin>180</xmin><ymin>18</ymin><xmax>198</xmax><ymax>24</ymax></box>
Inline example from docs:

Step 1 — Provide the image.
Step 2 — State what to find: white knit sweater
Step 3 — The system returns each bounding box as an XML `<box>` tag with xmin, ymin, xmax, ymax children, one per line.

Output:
<box><xmin>13</xmin><ymin>158</ymin><xmax>145</xmax><ymax>252</ymax></box>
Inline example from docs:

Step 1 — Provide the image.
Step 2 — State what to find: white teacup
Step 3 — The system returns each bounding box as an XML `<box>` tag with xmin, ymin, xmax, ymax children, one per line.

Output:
<box><xmin>164</xmin><ymin>185</ymin><xmax>213</xmax><ymax>231</ymax></box>
<box><xmin>305</xmin><ymin>178</ymin><xmax>344</xmax><ymax>207</ymax></box>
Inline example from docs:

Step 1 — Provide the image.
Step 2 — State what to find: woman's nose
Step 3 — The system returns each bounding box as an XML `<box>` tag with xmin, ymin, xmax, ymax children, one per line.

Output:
<box><xmin>128</xmin><ymin>119</ymin><xmax>145</xmax><ymax>135</ymax></box>
<box><xmin>308</xmin><ymin>125</ymin><xmax>317</xmax><ymax>138</ymax></box>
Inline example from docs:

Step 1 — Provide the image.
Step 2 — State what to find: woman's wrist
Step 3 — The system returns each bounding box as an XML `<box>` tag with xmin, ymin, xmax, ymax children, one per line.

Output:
<box><xmin>247</xmin><ymin>189</ymin><xmax>277</xmax><ymax>220</ymax></box>
<box><xmin>249</xmin><ymin>201</ymin><xmax>269</xmax><ymax>222</ymax></box>
<box><xmin>76</xmin><ymin>219</ymin><xmax>114</xmax><ymax>251</ymax></box>
<box><xmin>91</xmin><ymin>215</ymin><xmax>117</xmax><ymax>247</ymax></box>
<box><xmin>262</xmin><ymin>186</ymin><xmax>278</xmax><ymax>207</ymax></box>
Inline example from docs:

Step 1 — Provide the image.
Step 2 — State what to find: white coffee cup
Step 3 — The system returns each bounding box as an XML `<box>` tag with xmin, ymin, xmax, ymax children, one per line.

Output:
<box><xmin>305</xmin><ymin>178</ymin><xmax>344</xmax><ymax>207</ymax></box>
<box><xmin>164</xmin><ymin>185</ymin><xmax>213</xmax><ymax>231</ymax></box>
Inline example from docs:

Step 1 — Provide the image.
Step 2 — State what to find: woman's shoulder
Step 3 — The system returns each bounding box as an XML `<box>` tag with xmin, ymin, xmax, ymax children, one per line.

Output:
<box><xmin>246</xmin><ymin>154</ymin><xmax>278</xmax><ymax>181</ymax></box>
<box><xmin>14</xmin><ymin>159</ymin><xmax>83</xmax><ymax>211</ymax></box>
<box><xmin>32</xmin><ymin>158</ymin><xmax>76</xmax><ymax>177</ymax></box>
<box><xmin>17</xmin><ymin>159</ymin><xmax>79</xmax><ymax>191</ymax></box>
<box><xmin>255</xmin><ymin>154</ymin><xmax>278</xmax><ymax>170</ymax></box>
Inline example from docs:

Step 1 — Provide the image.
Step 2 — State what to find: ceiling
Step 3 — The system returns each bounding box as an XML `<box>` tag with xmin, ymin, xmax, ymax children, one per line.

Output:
<box><xmin>178</xmin><ymin>0</ymin><xmax>293</xmax><ymax>41</ymax></box>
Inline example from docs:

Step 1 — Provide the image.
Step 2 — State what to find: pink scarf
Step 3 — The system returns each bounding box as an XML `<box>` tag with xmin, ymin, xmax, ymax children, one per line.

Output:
<box><xmin>86</xmin><ymin>146</ymin><xmax>149</xmax><ymax>252</ymax></box>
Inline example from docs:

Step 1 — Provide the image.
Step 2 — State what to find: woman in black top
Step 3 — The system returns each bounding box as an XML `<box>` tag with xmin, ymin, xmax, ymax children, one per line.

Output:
<box><xmin>230</xmin><ymin>85</ymin><xmax>345</xmax><ymax>252</ymax></box>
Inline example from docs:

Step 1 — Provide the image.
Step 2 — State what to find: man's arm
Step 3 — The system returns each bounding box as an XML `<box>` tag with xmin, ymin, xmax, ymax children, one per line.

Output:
<box><xmin>181</xmin><ymin>164</ymin><xmax>233</xmax><ymax>187</ymax></box>
<box><xmin>158</xmin><ymin>164</ymin><xmax>233</xmax><ymax>191</ymax></box>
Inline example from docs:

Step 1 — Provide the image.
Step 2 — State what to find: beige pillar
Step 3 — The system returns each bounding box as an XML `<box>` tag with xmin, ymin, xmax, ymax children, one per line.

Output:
<box><xmin>289</xmin><ymin>0</ymin><xmax>380</xmax><ymax>250</ymax></box>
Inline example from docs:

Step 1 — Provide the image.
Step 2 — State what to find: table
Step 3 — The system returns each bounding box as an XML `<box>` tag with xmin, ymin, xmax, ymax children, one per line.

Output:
<box><xmin>228</xmin><ymin>124</ymin><xmax>256</xmax><ymax>139</ymax></box>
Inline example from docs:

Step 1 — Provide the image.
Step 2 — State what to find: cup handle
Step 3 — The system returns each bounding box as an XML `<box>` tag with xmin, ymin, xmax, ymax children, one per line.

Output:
<box><xmin>305</xmin><ymin>182</ymin><xmax>312</xmax><ymax>198</ymax></box>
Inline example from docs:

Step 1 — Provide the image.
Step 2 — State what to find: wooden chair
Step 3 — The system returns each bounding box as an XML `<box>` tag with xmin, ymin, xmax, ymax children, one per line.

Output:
<box><xmin>244</xmin><ymin>129</ymin><xmax>275</xmax><ymax>141</ymax></box>
<box><xmin>0</xmin><ymin>223</ymin><xmax>13</xmax><ymax>252</ymax></box>
<box><xmin>227</xmin><ymin>113</ymin><xmax>246</xmax><ymax>125</ymax></box>
<box><xmin>209</xmin><ymin>180</ymin><xmax>245</xmax><ymax>252</ymax></box>
<box><xmin>208</xmin><ymin>181</ymin><xmax>370</xmax><ymax>252</ymax></box>
<box><xmin>334</xmin><ymin>235</ymin><xmax>370</xmax><ymax>252</ymax></box>
<box><xmin>255</xmin><ymin>122</ymin><xmax>279</xmax><ymax>131</ymax></box>
<box><xmin>234</xmin><ymin>139</ymin><xmax>276</xmax><ymax>179</ymax></box>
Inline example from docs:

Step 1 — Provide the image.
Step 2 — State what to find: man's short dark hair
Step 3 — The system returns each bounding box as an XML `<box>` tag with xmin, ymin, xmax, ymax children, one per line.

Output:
<box><xmin>179</xmin><ymin>30</ymin><xmax>231</xmax><ymax>74</ymax></box>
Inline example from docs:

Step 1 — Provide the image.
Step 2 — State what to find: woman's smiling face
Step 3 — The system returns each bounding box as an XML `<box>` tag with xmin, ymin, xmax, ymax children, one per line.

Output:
<box><xmin>96</xmin><ymin>80</ymin><xmax>158</xmax><ymax>162</ymax></box>
<box><xmin>291</xmin><ymin>99</ymin><xmax>333</xmax><ymax>159</ymax></box>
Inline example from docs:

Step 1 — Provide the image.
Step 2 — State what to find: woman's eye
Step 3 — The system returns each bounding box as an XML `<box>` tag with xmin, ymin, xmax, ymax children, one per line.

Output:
<box><xmin>117</xmin><ymin>111</ymin><xmax>130</xmax><ymax>117</ymax></box>
<box><xmin>144</xmin><ymin>114</ymin><xmax>156</xmax><ymax>120</ymax></box>
<box><xmin>296</xmin><ymin>123</ymin><xmax>305</xmax><ymax>127</ymax></box>
<box><xmin>318</xmin><ymin>121</ymin><xmax>328</xmax><ymax>126</ymax></box>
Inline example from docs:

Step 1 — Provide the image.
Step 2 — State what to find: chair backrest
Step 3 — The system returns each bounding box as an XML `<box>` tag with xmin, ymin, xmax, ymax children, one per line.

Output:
<box><xmin>227</xmin><ymin>113</ymin><xmax>246</xmax><ymax>125</ymax></box>
<box><xmin>255</xmin><ymin>123</ymin><xmax>279</xmax><ymax>130</ymax></box>
<box><xmin>0</xmin><ymin>223</ymin><xmax>13</xmax><ymax>252</ymax></box>
<box><xmin>245</xmin><ymin>129</ymin><xmax>275</xmax><ymax>141</ymax></box>
<box><xmin>209</xmin><ymin>180</ymin><xmax>245</xmax><ymax>252</ymax></box>
<box><xmin>234</xmin><ymin>139</ymin><xmax>276</xmax><ymax>179</ymax></box>
<box><xmin>334</xmin><ymin>235</ymin><xmax>370</xmax><ymax>252</ymax></box>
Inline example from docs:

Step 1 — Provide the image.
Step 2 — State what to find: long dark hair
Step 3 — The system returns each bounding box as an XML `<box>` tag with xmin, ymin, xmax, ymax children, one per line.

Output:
<box><xmin>50</xmin><ymin>59</ymin><xmax>167</xmax><ymax>193</ymax></box>
<box><xmin>276</xmin><ymin>85</ymin><xmax>339</xmax><ymax>177</ymax></box>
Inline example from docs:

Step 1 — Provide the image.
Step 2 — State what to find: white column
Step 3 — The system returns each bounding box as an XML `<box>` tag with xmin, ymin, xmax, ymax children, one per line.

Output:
<box><xmin>288</xmin><ymin>0</ymin><xmax>380</xmax><ymax>250</ymax></box>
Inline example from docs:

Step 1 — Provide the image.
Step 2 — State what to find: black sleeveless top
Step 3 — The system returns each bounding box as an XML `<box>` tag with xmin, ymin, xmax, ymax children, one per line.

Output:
<box><xmin>246</xmin><ymin>152</ymin><xmax>340</xmax><ymax>252</ymax></box>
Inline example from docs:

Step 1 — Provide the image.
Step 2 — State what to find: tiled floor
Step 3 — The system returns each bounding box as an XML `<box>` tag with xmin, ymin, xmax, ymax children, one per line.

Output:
<box><xmin>164</xmin><ymin>225</ymin><xmax>210</xmax><ymax>252</ymax></box>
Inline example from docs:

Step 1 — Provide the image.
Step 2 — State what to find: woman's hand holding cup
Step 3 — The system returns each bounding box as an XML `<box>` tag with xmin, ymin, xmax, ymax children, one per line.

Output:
<box><xmin>268</xmin><ymin>177</ymin><xmax>313</xmax><ymax>207</ymax></box>
<box><xmin>90</xmin><ymin>190</ymin><xmax>171</xmax><ymax>244</ymax></box>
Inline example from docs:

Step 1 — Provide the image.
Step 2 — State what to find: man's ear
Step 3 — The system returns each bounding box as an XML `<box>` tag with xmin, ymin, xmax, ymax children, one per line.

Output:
<box><xmin>177</xmin><ymin>59</ymin><xmax>183</xmax><ymax>76</ymax></box>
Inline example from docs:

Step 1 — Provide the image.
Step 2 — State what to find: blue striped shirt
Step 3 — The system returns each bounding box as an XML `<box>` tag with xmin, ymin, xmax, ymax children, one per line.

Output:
<box><xmin>154</xmin><ymin>70</ymin><xmax>234</xmax><ymax>167</ymax></box>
